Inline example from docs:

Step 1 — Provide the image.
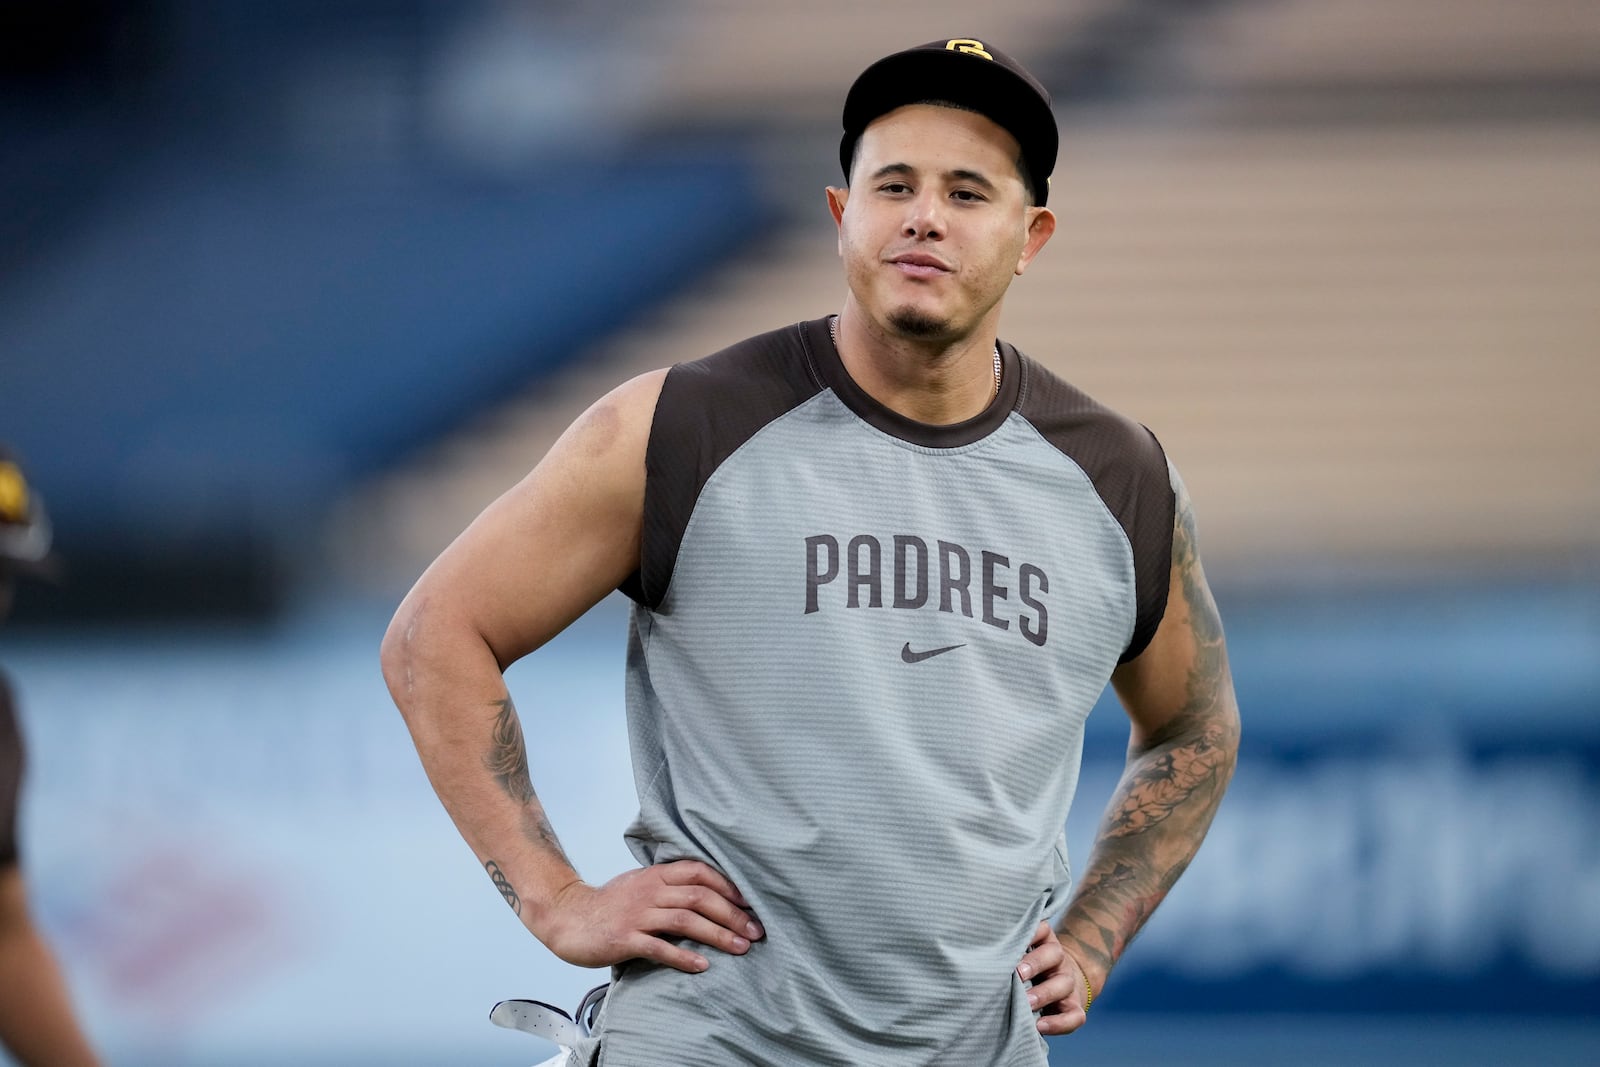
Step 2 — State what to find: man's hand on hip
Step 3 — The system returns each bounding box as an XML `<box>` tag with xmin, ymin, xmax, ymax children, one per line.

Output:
<box><xmin>538</xmin><ymin>860</ymin><xmax>764</xmax><ymax>973</ymax></box>
<box><xmin>1016</xmin><ymin>920</ymin><xmax>1090</xmax><ymax>1035</ymax></box>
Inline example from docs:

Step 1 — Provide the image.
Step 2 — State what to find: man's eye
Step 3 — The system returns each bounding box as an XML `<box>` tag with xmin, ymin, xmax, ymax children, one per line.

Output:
<box><xmin>882</xmin><ymin>182</ymin><xmax>910</xmax><ymax>194</ymax></box>
<box><xmin>952</xmin><ymin>189</ymin><xmax>984</xmax><ymax>202</ymax></box>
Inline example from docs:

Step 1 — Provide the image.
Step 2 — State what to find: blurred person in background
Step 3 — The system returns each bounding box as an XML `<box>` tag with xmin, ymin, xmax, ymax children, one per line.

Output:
<box><xmin>0</xmin><ymin>452</ymin><xmax>101</xmax><ymax>1067</ymax></box>
<box><xmin>385</xmin><ymin>38</ymin><xmax>1239</xmax><ymax>1065</ymax></box>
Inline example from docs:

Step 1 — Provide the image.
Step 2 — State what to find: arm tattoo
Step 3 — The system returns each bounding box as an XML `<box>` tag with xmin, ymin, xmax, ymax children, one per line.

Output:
<box><xmin>1062</xmin><ymin>465</ymin><xmax>1241</xmax><ymax>982</ymax></box>
<box><xmin>484</xmin><ymin>697</ymin><xmax>536</xmax><ymax>805</ymax></box>
<box><xmin>485</xmin><ymin>859</ymin><xmax>521</xmax><ymax>915</ymax></box>
<box><xmin>482</xmin><ymin>697</ymin><xmax>573</xmax><ymax>864</ymax></box>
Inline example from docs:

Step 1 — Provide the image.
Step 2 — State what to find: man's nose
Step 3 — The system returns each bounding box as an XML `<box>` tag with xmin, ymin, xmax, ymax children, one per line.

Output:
<box><xmin>902</xmin><ymin>193</ymin><xmax>945</xmax><ymax>240</ymax></box>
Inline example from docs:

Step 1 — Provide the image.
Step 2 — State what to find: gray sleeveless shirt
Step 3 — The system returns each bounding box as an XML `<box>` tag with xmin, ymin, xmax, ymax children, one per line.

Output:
<box><xmin>594</xmin><ymin>318</ymin><xmax>1173</xmax><ymax>1065</ymax></box>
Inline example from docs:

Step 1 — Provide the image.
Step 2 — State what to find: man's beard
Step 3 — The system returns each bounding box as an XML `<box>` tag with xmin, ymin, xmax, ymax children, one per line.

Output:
<box><xmin>886</xmin><ymin>306</ymin><xmax>953</xmax><ymax>340</ymax></box>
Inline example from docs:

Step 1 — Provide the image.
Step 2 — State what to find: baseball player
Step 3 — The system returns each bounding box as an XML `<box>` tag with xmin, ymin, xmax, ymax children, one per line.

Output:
<box><xmin>0</xmin><ymin>452</ymin><xmax>102</xmax><ymax>1067</ymax></box>
<box><xmin>385</xmin><ymin>38</ymin><xmax>1240</xmax><ymax>1065</ymax></box>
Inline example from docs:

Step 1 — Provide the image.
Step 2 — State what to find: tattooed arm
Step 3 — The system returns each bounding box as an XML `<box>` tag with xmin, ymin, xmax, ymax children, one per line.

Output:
<box><xmin>381</xmin><ymin>370</ymin><xmax>760</xmax><ymax>974</ymax></box>
<box><xmin>1018</xmin><ymin>463</ymin><xmax>1240</xmax><ymax>1034</ymax></box>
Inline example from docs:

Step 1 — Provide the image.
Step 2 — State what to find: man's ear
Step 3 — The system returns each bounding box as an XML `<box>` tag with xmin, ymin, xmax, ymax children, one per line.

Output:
<box><xmin>1015</xmin><ymin>206</ymin><xmax>1057</xmax><ymax>276</ymax></box>
<box><xmin>827</xmin><ymin>185</ymin><xmax>849</xmax><ymax>226</ymax></box>
<box><xmin>827</xmin><ymin>186</ymin><xmax>850</xmax><ymax>257</ymax></box>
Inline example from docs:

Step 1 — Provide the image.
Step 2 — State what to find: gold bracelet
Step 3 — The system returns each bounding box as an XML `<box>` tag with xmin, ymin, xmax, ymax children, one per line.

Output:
<box><xmin>1062</xmin><ymin>946</ymin><xmax>1096</xmax><ymax>1012</ymax></box>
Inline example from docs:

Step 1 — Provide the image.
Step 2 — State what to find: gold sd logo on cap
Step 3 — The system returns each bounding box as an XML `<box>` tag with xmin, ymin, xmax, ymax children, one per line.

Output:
<box><xmin>944</xmin><ymin>39</ymin><xmax>993</xmax><ymax>61</ymax></box>
<box><xmin>0</xmin><ymin>462</ymin><xmax>29</xmax><ymax>523</ymax></box>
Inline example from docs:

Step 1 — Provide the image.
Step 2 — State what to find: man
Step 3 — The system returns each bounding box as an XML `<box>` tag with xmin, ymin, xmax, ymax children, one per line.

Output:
<box><xmin>0</xmin><ymin>453</ymin><xmax>102</xmax><ymax>1067</ymax></box>
<box><xmin>384</xmin><ymin>38</ymin><xmax>1239</xmax><ymax>1065</ymax></box>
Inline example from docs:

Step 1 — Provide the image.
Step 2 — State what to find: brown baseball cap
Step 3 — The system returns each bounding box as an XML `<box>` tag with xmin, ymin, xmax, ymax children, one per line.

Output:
<box><xmin>840</xmin><ymin>38</ymin><xmax>1058</xmax><ymax>205</ymax></box>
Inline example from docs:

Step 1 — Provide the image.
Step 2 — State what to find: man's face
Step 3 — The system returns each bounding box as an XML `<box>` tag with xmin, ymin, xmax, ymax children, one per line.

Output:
<box><xmin>830</xmin><ymin>103</ymin><xmax>1052</xmax><ymax>344</ymax></box>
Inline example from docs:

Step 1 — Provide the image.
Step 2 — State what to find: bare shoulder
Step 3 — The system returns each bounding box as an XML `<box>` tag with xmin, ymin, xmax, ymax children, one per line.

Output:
<box><xmin>564</xmin><ymin>368</ymin><xmax>668</xmax><ymax>451</ymax></box>
<box><xmin>1166</xmin><ymin>461</ymin><xmax>1201</xmax><ymax>580</ymax></box>
<box><xmin>393</xmin><ymin>368</ymin><xmax>670</xmax><ymax>664</ymax></box>
<box><xmin>477</xmin><ymin>366</ymin><xmax>668</xmax><ymax>543</ymax></box>
<box><xmin>1164</xmin><ymin>460</ymin><xmax>1228</xmax><ymax>672</ymax></box>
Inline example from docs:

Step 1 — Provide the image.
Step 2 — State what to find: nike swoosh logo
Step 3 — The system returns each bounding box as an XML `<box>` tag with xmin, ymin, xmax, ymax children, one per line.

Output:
<box><xmin>901</xmin><ymin>642</ymin><xmax>966</xmax><ymax>663</ymax></box>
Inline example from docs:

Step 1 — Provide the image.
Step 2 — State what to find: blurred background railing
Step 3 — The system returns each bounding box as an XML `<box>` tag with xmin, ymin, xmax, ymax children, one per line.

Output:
<box><xmin>2</xmin><ymin>2</ymin><xmax>1597</xmax><ymax>1064</ymax></box>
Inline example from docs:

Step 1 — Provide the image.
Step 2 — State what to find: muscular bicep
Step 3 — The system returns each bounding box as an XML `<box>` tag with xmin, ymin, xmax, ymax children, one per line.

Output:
<box><xmin>397</xmin><ymin>369</ymin><xmax>666</xmax><ymax>668</ymax></box>
<box><xmin>1110</xmin><ymin>463</ymin><xmax>1238</xmax><ymax>751</ymax></box>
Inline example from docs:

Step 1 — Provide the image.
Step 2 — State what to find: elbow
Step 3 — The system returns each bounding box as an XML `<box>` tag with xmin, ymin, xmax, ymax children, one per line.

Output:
<box><xmin>380</xmin><ymin>592</ymin><xmax>500</xmax><ymax>725</ymax></box>
<box><xmin>379</xmin><ymin>600</ymin><xmax>423</xmax><ymax>721</ymax></box>
<box><xmin>1129</xmin><ymin>692</ymin><xmax>1241</xmax><ymax>787</ymax></box>
<box><xmin>1214</xmin><ymin>688</ymin><xmax>1242</xmax><ymax>749</ymax></box>
<box><xmin>1209</xmin><ymin>695</ymin><xmax>1243</xmax><ymax>788</ymax></box>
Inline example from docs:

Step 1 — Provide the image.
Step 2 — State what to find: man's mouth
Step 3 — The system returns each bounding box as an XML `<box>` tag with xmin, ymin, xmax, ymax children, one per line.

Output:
<box><xmin>888</xmin><ymin>252</ymin><xmax>952</xmax><ymax>279</ymax></box>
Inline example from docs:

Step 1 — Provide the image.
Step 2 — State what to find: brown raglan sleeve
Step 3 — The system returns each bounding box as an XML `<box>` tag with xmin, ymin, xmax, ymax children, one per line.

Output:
<box><xmin>620</xmin><ymin>320</ymin><xmax>827</xmax><ymax>609</ymax></box>
<box><xmin>1013</xmin><ymin>352</ymin><xmax>1175</xmax><ymax>663</ymax></box>
<box><xmin>1117</xmin><ymin>423</ymin><xmax>1176</xmax><ymax>663</ymax></box>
